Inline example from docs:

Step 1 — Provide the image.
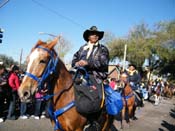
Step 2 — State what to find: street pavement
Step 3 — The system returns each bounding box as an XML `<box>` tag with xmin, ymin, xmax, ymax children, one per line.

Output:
<box><xmin>0</xmin><ymin>97</ymin><xmax>175</xmax><ymax>131</ymax></box>
<box><xmin>113</xmin><ymin>96</ymin><xmax>175</xmax><ymax>131</ymax></box>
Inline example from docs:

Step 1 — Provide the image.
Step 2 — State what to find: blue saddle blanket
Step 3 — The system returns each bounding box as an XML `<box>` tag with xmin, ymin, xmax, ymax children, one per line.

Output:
<box><xmin>104</xmin><ymin>84</ymin><xmax>123</xmax><ymax>115</ymax></box>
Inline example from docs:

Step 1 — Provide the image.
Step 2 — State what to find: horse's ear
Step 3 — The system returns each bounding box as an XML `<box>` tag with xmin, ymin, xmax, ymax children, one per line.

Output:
<box><xmin>37</xmin><ymin>39</ymin><xmax>43</xmax><ymax>44</ymax></box>
<box><xmin>30</xmin><ymin>40</ymin><xmax>44</xmax><ymax>52</ymax></box>
<box><xmin>33</xmin><ymin>40</ymin><xmax>44</xmax><ymax>48</ymax></box>
<box><xmin>47</xmin><ymin>36</ymin><xmax>61</xmax><ymax>49</ymax></box>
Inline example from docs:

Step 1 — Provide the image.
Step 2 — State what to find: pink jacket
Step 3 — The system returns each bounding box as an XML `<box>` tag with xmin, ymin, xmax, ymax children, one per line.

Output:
<box><xmin>35</xmin><ymin>89</ymin><xmax>47</xmax><ymax>99</ymax></box>
<box><xmin>35</xmin><ymin>92</ymin><xmax>43</xmax><ymax>99</ymax></box>
<box><xmin>109</xmin><ymin>81</ymin><xmax>116</xmax><ymax>90</ymax></box>
<box><xmin>8</xmin><ymin>72</ymin><xmax>20</xmax><ymax>91</ymax></box>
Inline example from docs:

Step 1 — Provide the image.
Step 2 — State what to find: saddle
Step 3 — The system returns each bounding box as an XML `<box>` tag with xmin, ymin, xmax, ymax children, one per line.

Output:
<box><xmin>71</xmin><ymin>67</ymin><xmax>104</xmax><ymax>115</ymax></box>
<box><xmin>133</xmin><ymin>90</ymin><xmax>144</xmax><ymax>107</ymax></box>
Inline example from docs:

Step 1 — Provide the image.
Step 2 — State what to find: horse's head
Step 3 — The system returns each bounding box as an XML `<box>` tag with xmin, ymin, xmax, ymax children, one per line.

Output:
<box><xmin>18</xmin><ymin>37</ymin><xmax>60</xmax><ymax>102</ymax></box>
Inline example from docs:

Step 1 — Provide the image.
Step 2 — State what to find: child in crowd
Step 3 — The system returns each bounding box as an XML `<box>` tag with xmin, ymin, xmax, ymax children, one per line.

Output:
<box><xmin>33</xmin><ymin>88</ymin><xmax>48</xmax><ymax>119</ymax></box>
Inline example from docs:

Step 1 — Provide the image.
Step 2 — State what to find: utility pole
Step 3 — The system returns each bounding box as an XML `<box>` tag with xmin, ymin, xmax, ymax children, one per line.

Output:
<box><xmin>122</xmin><ymin>44</ymin><xmax>127</xmax><ymax>71</ymax></box>
<box><xmin>19</xmin><ymin>48</ymin><xmax>23</xmax><ymax>68</ymax></box>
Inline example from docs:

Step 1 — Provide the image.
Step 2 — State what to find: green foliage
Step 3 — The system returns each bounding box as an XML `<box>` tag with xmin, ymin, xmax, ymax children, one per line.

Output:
<box><xmin>106</xmin><ymin>20</ymin><xmax>175</xmax><ymax>79</ymax></box>
<box><xmin>0</xmin><ymin>54</ymin><xmax>18</xmax><ymax>68</ymax></box>
<box><xmin>107</xmin><ymin>38</ymin><xmax>127</xmax><ymax>60</ymax></box>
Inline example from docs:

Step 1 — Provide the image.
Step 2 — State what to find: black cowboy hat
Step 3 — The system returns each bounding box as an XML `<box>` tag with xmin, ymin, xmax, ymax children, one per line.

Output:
<box><xmin>128</xmin><ymin>64</ymin><xmax>137</xmax><ymax>69</ymax></box>
<box><xmin>83</xmin><ymin>26</ymin><xmax>104</xmax><ymax>42</ymax></box>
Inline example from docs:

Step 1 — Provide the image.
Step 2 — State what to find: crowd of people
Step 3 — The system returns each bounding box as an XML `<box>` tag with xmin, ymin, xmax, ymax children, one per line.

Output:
<box><xmin>0</xmin><ymin>64</ymin><xmax>49</xmax><ymax>123</ymax></box>
<box><xmin>108</xmin><ymin>64</ymin><xmax>175</xmax><ymax>107</ymax></box>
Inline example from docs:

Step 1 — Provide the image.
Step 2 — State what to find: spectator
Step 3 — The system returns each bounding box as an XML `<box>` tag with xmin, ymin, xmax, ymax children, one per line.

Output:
<box><xmin>0</xmin><ymin>64</ymin><xmax>6</xmax><ymax>122</ymax></box>
<box><xmin>7</xmin><ymin>65</ymin><xmax>20</xmax><ymax>120</ymax></box>
<box><xmin>33</xmin><ymin>88</ymin><xmax>48</xmax><ymax>120</ymax></box>
<box><xmin>19</xmin><ymin>70</ymin><xmax>29</xmax><ymax>119</ymax></box>
<box><xmin>7</xmin><ymin>65</ymin><xmax>28</xmax><ymax>120</ymax></box>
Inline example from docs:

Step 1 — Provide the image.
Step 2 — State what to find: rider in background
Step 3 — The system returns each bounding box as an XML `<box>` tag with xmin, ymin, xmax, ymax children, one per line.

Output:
<box><xmin>126</xmin><ymin>64</ymin><xmax>144</xmax><ymax>108</ymax></box>
<box><xmin>126</xmin><ymin>64</ymin><xmax>141</xmax><ymax>91</ymax></box>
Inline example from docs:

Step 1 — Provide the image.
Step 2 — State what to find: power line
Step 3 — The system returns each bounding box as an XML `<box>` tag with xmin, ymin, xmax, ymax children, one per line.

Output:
<box><xmin>31</xmin><ymin>0</ymin><xmax>85</xmax><ymax>29</ymax></box>
<box><xmin>0</xmin><ymin>0</ymin><xmax>9</xmax><ymax>8</ymax></box>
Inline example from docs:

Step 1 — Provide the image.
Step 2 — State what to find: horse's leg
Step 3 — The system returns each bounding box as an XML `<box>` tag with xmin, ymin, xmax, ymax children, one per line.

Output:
<box><xmin>128</xmin><ymin>106</ymin><xmax>133</xmax><ymax>119</ymax></box>
<box><xmin>121</xmin><ymin>107</ymin><xmax>125</xmax><ymax>129</ymax></box>
<box><xmin>101</xmin><ymin>115</ymin><xmax>114</xmax><ymax>131</ymax></box>
<box><xmin>154</xmin><ymin>94</ymin><xmax>158</xmax><ymax>105</ymax></box>
<box><xmin>126</xmin><ymin>105</ymin><xmax>134</xmax><ymax>128</ymax></box>
<box><xmin>169</xmin><ymin>90</ymin><xmax>173</xmax><ymax>98</ymax></box>
<box><xmin>131</xmin><ymin>104</ymin><xmax>137</xmax><ymax>120</ymax></box>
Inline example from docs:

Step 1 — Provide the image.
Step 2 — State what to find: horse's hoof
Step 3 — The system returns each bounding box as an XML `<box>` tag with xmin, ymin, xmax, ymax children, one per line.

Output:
<box><xmin>132</xmin><ymin>116</ymin><xmax>138</xmax><ymax>120</ymax></box>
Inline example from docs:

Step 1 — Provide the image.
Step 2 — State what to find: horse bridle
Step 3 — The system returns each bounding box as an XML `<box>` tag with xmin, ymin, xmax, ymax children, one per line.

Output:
<box><xmin>25</xmin><ymin>45</ymin><xmax>59</xmax><ymax>91</ymax></box>
<box><xmin>24</xmin><ymin>46</ymin><xmax>75</xmax><ymax>131</ymax></box>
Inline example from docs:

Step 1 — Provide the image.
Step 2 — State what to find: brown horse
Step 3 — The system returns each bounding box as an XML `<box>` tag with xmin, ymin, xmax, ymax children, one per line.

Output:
<box><xmin>163</xmin><ymin>82</ymin><xmax>174</xmax><ymax>98</ymax></box>
<box><xmin>120</xmin><ymin>73</ymin><xmax>135</xmax><ymax>129</ymax></box>
<box><xmin>18</xmin><ymin>37</ymin><xmax>114</xmax><ymax>131</ymax></box>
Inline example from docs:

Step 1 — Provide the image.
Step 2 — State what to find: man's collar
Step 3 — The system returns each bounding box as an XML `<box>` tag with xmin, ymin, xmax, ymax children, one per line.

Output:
<box><xmin>87</xmin><ymin>41</ymin><xmax>99</xmax><ymax>46</ymax></box>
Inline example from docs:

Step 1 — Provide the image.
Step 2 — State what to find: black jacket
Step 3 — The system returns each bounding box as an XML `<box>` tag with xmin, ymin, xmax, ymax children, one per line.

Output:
<box><xmin>128</xmin><ymin>70</ymin><xmax>141</xmax><ymax>84</ymax></box>
<box><xmin>72</xmin><ymin>43</ymin><xmax>109</xmax><ymax>83</ymax></box>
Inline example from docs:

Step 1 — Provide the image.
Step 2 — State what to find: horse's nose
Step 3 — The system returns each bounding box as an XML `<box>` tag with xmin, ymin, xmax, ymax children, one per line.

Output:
<box><xmin>19</xmin><ymin>90</ymin><xmax>31</xmax><ymax>102</ymax></box>
<box><xmin>23</xmin><ymin>91</ymin><xmax>31</xmax><ymax>99</ymax></box>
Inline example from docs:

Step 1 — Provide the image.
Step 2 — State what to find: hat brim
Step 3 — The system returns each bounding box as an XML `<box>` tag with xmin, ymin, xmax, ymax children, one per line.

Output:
<box><xmin>83</xmin><ymin>30</ymin><xmax>104</xmax><ymax>42</ymax></box>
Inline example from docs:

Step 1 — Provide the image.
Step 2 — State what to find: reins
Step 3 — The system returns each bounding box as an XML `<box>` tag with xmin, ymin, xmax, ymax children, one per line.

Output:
<box><xmin>24</xmin><ymin>46</ymin><xmax>75</xmax><ymax>130</ymax></box>
<box><xmin>25</xmin><ymin>46</ymin><xmax>92</xmax><ymax>131</ymax></box>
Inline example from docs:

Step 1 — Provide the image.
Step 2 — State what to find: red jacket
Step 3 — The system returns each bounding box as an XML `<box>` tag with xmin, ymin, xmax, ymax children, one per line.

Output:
<box><xmin>8</xmin><ymin>72</ymin><xmax>20</xmax><ymax>91</ymax></box>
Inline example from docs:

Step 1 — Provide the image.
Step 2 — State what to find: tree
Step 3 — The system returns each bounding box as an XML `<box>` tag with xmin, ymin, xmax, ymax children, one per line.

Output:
<box><xmin>127</xmin><ymin>23</ymin><xmax>152</xmax><ymax>67</ymax></box>
<box><xmin>153</xmin><ymin>20</ymin><xmax>175</xmax><ymax>78</ymax></box>
<box><xmin>106</xmin><ymin>20</ymin><xmax>175</xmax><ymax>80</ymax></box>
<box><xmin>45</xmin><ymin>36</ymin><xmax>72</xmax><ymax>62</ymax></box>
<box><xmin>54</xmin><ymin>36</ymin><xmax>72</xmax><ymax>62</ymax></box>
<box><xmin>107</xmin><ymin>22</ymin><xmax>152</xmax><ymax>68</ymax></box>
<box><xmin>0</xmin><ymin>54</ymin><xmax>18</xmax><ymax>68</ymax></box>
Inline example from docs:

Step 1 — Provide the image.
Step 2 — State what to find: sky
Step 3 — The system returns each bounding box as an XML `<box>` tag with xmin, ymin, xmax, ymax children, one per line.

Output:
<box><xmin>0</xmin><ymin>0</ymin><xmax>175</xmax><ymax>64</ymax></box>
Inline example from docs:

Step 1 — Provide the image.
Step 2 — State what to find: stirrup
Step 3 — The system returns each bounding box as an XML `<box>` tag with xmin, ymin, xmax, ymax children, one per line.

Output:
<box><xmin>84</xmin><ymin>121</ymin><xmax>101</xmax><ymax>131</ymax></box>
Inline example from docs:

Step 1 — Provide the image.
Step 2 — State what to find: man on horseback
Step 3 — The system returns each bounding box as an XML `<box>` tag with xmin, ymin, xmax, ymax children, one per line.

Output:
<box><xmin>126</xmin><ymin>64</ymin><xmax>141</xmax><ymax>90</ymax></box>
<box><xmin>126</xmin><ymin>64</ymin><xmax>144</xmax><ymax>109</ymax></box>
<box><xmin>72</xmin><ymin>26</ymin><xmax>109</xmax><ymax>84</ymax></box>
<box><xmin>72</xmin><ymin>26</ymin><xmax>109</xmax><ymax>130</ymax></box>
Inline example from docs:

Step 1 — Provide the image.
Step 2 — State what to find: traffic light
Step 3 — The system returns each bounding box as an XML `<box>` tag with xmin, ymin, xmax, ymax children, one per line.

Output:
<box><xmin>0</xmin><ymin>28</ymin><xmax>3</xmax><ymax>43</ymax></box>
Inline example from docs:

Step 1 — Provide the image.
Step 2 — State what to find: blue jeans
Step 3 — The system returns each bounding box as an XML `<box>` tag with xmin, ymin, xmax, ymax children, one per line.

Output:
<box><xmin>0</xmin><ymin>92</ymin><xmax>4</xmax><ymax>118</ymax></box>
<box><xmin>7</xmin><ymin>91</ymin><xmax>17</xmax><ymax>118</ymax></box>
<box><xmin>20</xmin><ymin>102</ymin><xmax>27</xmax><ymax>116</ymax></box>
<box><xmin>34</xmin><ymin>99</ymin><xmax>42</xmax><ymax>116</ymax></box>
